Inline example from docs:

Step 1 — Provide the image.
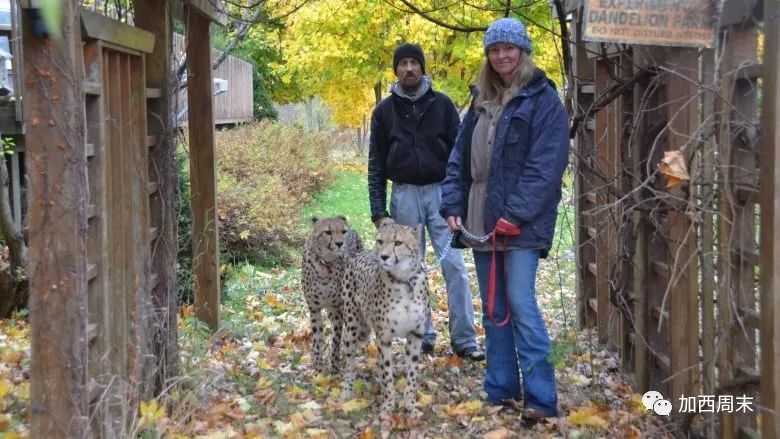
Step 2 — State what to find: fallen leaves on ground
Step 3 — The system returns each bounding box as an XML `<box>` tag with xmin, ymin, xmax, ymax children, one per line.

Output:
<box><xmin>0</xmin><ymin>251</ymin><xmax>671</xmax><ymax>438</ymax></box>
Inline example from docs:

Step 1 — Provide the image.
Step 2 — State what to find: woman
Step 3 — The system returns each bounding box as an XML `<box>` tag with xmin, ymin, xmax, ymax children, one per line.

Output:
<box><xmin>440</xmin><ymin>17</ymin><xmax>569</xmax><ymax>421</ymax></box>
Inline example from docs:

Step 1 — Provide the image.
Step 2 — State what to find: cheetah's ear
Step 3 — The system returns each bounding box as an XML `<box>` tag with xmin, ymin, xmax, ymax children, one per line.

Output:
<box><xmin>311</xmin><ymin>216</ymin><xmax>319</xmax><ymax>224</ymax></box>
<box><xmin>336</xmin><ymin>215</ymin><xmax>347</xmax><ymax>222</ymax></box>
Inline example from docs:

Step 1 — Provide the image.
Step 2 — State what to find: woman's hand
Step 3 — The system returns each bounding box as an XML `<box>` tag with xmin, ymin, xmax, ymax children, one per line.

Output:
<box><xmin>446</xmin><ymin>216</ymin><xmax>462</xmax><ymax>232</ymax></box>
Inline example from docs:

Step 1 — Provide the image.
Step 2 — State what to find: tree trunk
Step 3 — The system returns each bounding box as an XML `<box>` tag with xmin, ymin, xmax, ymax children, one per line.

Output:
<box><xmin>374</xmin><ymin>80</ymin><xmax>382</xmax><ymax>106</ymax></box>
<box><xmin>0</xmin><ymin>153</ymin><xmax>27</xmax><ymax>317</ymax></box>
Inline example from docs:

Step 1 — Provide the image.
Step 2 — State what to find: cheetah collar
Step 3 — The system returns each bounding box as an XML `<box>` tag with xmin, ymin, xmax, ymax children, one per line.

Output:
<box><xmin>314</xmin><ymin>256</ymin><xmax>335</xmax><ymax>278</ymax></box>
<box><xmin>384</xmin><ymin>267</ymin><xmax>422</xmax><ymax>287</ymax></box>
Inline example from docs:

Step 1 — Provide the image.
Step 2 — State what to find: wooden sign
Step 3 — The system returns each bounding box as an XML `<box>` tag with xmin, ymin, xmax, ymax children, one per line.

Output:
<box><xmin>584</xmin><ymin>0</ymin><xmax>717</xmax><ymax>48</ymax></box>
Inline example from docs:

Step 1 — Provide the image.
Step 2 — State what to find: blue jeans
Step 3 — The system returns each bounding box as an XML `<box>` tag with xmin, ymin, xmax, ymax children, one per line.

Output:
<box><xmin>473</xmin><ymin>249</ymin><xmax>558</xmax><ymax>415</ymax></box>
<box><xmin>390</xmin><ymin>182</ymin><xmax>478</xmax><ymax>352</ymax></box>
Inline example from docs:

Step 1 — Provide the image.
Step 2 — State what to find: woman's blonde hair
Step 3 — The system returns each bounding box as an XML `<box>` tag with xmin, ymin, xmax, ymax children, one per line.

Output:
<box><xmin>475</xmin><ymin>50</ymin><xmax>536</xmax><ymax>107</ymax></box>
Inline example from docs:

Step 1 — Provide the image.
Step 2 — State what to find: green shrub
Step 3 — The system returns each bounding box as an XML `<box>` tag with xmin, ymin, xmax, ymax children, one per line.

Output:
<box><xmin>216</xmin><ymin>121</ymin><xmax>335</xmax><ymax>265</ymax></box>
<box><xmin>176</xmin><ymin>142</ymin><xmax>194</xmax><ymax>303</ymax></box>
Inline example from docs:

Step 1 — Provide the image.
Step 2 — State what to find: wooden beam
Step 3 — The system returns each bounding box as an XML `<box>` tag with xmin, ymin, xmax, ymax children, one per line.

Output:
<box><xmin>23</xmin><ymin>3</ymin><xmax>89</xmax><ymax>437</ymax></box>
<box><xmin>760</xmin><ymin>0</ymin><xmax>780</xmax><ymax>435</ymax></box>
<box><xmin>186</xmin><ymin>7</ymin><xmax>220</xmax><ymax>330</ymax></box>
<box><xmin>80</xmin><ymin>9</ymin><xmax>154</xmax><ymax>53</ymax></box>
<box><xmin>135</xmin><ymin>0</ymin><xmax>180</xmax><ymax>398</ymax></box>
<box><xmin>171</xmin><ymin>0</ymin><xmax>227</xmax><ymax>26</ymax></box>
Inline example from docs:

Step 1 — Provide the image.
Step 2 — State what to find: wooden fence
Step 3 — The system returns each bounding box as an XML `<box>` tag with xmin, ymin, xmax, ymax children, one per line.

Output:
<box><xmin>569</xmin><ymin>0</ymin><xmax>778</xmax><ymax>436</ymax></box>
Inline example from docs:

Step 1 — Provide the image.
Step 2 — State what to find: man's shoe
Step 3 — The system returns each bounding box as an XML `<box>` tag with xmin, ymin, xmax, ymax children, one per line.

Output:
<box><xmin>456</xmin><ymin>347</ymin><xmax>485</xmax><ymax>361</ymax></box>
<box><xmin>421</xmin><ymin>342</ymin><xmax>435</xmax><ymax>354</ymax></box>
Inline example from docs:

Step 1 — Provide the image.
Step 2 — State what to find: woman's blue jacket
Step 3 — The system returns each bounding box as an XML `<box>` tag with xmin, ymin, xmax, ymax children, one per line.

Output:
<box><xmin>439</xmin><ymin>69</ymin><xmax>570</xmax><ymax>257</ymax></box>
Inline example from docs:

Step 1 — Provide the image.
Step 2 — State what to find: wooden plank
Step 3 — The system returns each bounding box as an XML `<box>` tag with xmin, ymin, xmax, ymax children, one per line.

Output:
<box><xmin>23</xmin><ymin>4</ymin><xmax>89</xmax><ymax>437</ymax></box>
<box><xmin>653</xmin><ymin>351</ymin><xmax>672</xmax><ymax>374</ymax></box>
<box><xmin>760</xmin><ymin>0</ymin><xmax>780</xmax><ymax>436</ymax></box>
<box><xmin>625</xmin><ymin>51</ymin><xmax>657</xmax><ymax>393</ymax></box>
<box><xmin>737</xmin><ymin>63</ymin><xmax>762</xmax><ymax>81</ymax></box>
<box><xmin>733</xmin><ymin>248</ymin><xmax>760</xmax><ymax>266</ymax></box>
<box><xmin>651</xmin><ymin>306</ymin><xmax>669</xmax><ymax>322</ymax></box>
<box><xmin>651</xmin><ymin>260</ymin><xmax>669</xmax><ymax>278</ymax></box>
<box><xmin>572</xmin><ymin>11</ymin><xmax>598</xmax><ymax>329</ymax></box>
<box><xmin>146</xmin><ymin>88</ymin><xmax>162</xmax><ymax>99</ymax></box>
<box><xmin>83</xmin><ymin>38</ymin><xmax>110</xmax><ymax>438</ymax></box>
<box><xmin>146</xmin><ymin>135</ymin><xmax>158</xmax><ymax>147</ymax></box>
<box><xmin>580</xmin><ymin>83</ymin><xmax>594</xmax><ymax>94</ymax></box>
<box><xmin>87</xmin><ymin>263</ymin><xmax>97</xmax><ymax>281</ymax></box>
<box><xmin>80</xmin><ymin>9</ymin><xmax>154</xmax><ymax>53</ymax></box>
<box><xmin>187</xmin><ymin>8</ymin><xmax>221</xmax><ymax>330</ymax></box>
<box><xmin>735</xmin><ymin>184</ymin><xmax>759</xmax><ymax>204</ymax></box>
<box><xmin>84</xmin><ymin>81</ymin><xmax>102</xmax><ymax>96</ymax></box>
<box><xmin>135</xmin><ymin>0</ymin><xmax>180</xmax><ymax>397</ymax></box>
<box><xmin>594</xmin><ymin>59</ymin><xmax>611</xmax><ymax>346</ymax></box>
<box><xmin>105</xmin><ymin>50</ymin><xmax>129</xmax><ymax>393</ymax></box>
<box><xmin>87</xmin><ymin>323</ymin><xmax>98</xmax><ymax>344</ymax></box>
<box><xmin>125</xmin><ymin>48</ymin><xmax>150</xmax><ymax>411</ymax></box>
<box><xmin>717</xmin><ymin>24</ymin><xmax>761</xmax><ymax>437</ymax></box>
<box><xmin>740</xmin><ymin>307</ymin><xmax>760</xmax><ymax>329</ymax></box>
<box><xmin>665</xmin><ymin>47</ymin><xmax>700</xmax><ymax>402</ymax></box>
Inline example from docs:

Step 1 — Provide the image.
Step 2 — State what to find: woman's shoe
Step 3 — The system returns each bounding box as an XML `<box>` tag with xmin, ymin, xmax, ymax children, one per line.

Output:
<box><xmin>521</xmin><ymin>407</ymin><xmax>554</xmax><ymax>425</ymax></box>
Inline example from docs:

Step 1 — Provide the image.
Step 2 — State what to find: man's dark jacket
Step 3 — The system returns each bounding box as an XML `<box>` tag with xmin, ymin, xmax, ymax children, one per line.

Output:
<box><xmin>368</xmin><ymin>87</ymin><xmax>460</xmax><ymax>221</ymax></box>
<box><xmin>439</xmin><ymin>69</ymin><xmax>570</xmax><ymax>256</ymax></box>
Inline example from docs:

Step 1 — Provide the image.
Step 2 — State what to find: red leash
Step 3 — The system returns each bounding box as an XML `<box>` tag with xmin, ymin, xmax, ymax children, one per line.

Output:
<box><xmin>487</xmin><ymin>219</ymin><xmax>522</xmax><ymax>327</ymax></box>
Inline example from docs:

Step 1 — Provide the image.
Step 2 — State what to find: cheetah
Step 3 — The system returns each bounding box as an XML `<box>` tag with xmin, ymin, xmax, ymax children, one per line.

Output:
<box><xmin>341</xmin><ymin>222</ymin><xmax>428</xmax><ymax>419</ymax></box>
<box><xmin>301</xmin><ymin>216</ymin><xmax>363</xmax><ymax>374</ymax></box>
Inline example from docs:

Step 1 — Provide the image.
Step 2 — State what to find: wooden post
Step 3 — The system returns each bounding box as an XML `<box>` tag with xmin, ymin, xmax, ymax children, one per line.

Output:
<box><xmin>594</xmin><ymin>60</ymin><xmax>611</xmax><ymax>345</ymax></box>
<box><xmin>186</xmin><ymin>7</ymin><xmax>220</xmax><ymax>330</ymax></box>
<box><xmin>760</xmin><ymin>0</ymin><xmax>780</xmax><ymax>435</ymax></box>
<box><xmin>572</xmin><ymin>9</ymin><xmax>598</xmax><ymax>330</ymax></box>
<box><xmin>23</xmin><ymin>3</ymin><xmax>89</xmax><ymax>437</ymax></box>
<box><xmin>699</xmin><ymin>47</ymin><xmax>717</xmax><ymax>439</ymax></box>
<box><xmin>135</xmin><ymin>0</ymin><xmax>180</xmax><ymax>397</ymax></box>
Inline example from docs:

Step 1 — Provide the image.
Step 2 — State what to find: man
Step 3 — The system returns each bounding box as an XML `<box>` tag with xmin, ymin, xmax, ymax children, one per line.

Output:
<box><xmin>368</xmin><ymin>43</ymin><xmax>484</xmax><ymax>361</ymax></box>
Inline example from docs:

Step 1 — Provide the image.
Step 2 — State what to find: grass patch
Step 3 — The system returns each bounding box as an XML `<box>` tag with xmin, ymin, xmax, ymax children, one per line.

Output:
<box><xmin>299</xmin><ymin>168</ymin><xmax>375</xmax><ymax>241</ymax></box>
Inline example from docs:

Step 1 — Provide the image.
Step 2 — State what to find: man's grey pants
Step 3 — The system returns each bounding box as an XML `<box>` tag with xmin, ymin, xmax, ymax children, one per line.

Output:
<box><xmin>390</xmin><ymin>182</ymin><xmax>479</xmax><ymax>352</ymax></box>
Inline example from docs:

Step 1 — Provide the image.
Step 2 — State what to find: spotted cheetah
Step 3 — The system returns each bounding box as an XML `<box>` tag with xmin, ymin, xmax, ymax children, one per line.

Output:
<box><xmin>301</xmin><ymin>216</ymin><xmax>363</xmax><ymax>374</ymax></box>
<box><xmin>341</xmin><ymin>222</ymin><xmax>428</xmax><ymax>418</ymax></box>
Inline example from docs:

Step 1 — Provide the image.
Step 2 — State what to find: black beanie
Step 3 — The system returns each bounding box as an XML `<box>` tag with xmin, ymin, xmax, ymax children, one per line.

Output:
<box><xmin>393</xmin><ymin>43</ymin><xmax>426</xmax><ymax>74</ymax></box>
